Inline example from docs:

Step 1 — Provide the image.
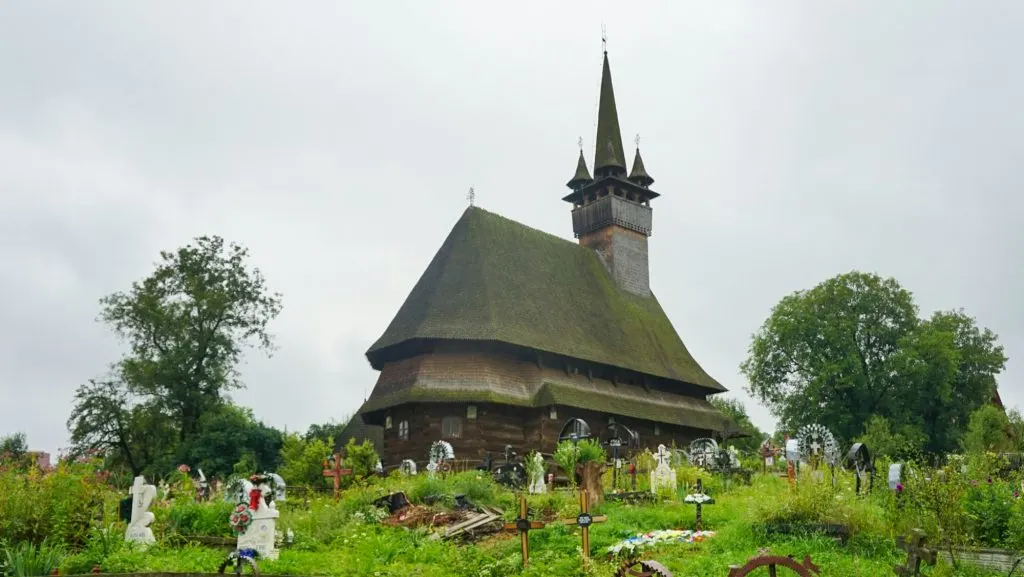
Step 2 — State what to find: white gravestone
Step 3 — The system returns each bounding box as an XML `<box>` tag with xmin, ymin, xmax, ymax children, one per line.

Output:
<box><xmin>650</xmin><ymin>444</ymin><xmax>678</xmax><ymax>495</ymax></box>
<box><xmin>528</xmin><ymin>452</ymin><xmax>547</xmax><ymax>494</ymax></box>
<box><xmin>125</xmin><ymin>476</ymin><xmax>157</xmax><ymax>547</ymax></box>
<box><xmin>236</xmin><ymin>483</ymin><xmax>281</xmax><ymax>560</ymax></box>
<box><xmin>400</xmin><ymin>459</ymin><xmax>417</xmax><ymax>476</ymax></box>
<box><xmin>888</xmin><ymin>463</ymin><xmax>903</xmax><ymax>491</ymax></box>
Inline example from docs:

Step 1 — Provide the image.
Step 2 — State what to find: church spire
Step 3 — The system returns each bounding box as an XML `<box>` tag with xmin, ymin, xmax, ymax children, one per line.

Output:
<box><xmin>566</xmin><ymin>146</ymin><xmax>593</xmax><ymax>190</ymax></box>
<box><xmin>593</xmin><ymin>49</ymin><xmax>627</xmax><ymax>178</ymax></box>
<box><xmin>628</xmin><ymin>141</ymin><xmax>654</xmax><ymax>188</ymax></box>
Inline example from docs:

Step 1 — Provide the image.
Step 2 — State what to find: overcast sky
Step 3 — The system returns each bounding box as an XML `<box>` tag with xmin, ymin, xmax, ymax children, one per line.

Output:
<box><xmin>2</xmin><ymin>2</ymin><xmax>1021</xmax><ymax>456</ymax></box>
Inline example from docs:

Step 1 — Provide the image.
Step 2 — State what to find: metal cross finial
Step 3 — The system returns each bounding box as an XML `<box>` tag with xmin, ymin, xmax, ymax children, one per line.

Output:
<box><xmin>577</xmin><ymin>136</ymin><xmax>583</xmax><ymax>151</ymax></box>
<box><xmin>635</xmin><ymin>133</ymin><xmax>641</xmax><ymax>148</ymax></box>
<box><xmin>467</xmin><ymin>186</ymin><xmax>475</xmax><ymax>207</ymax></box>
<box><xmin>601</xmin><ymin>24</ymin><xmax>607</xmax><ymax>53</ymax></box>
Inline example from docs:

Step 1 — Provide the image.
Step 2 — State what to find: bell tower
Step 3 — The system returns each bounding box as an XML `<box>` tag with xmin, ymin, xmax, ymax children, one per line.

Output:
<box><xmin>563</xmin><ymin>48</ymin><xmax>658</xmax><ymax>297</ymax></box>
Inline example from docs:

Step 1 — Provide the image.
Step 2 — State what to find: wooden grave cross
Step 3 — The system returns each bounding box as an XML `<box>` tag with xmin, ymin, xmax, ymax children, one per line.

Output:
<box><xmin>502</xmin><ymin>495</ymin><xmax>546</xmax><ymax>567</ymax></box>
<box><xmin>894</xmin><ymin>529</ymin><xmax>938</xmax><ymax>576</ymax></box>
<box><xmin>561</xmin><ymin>489</ymin><xmax>607</xmax><ymax>567</ymax></box>
<box><xmin>322</xmin><ymin>452</ymin><xmax>352</xmax><ymax>502</ymax></box>
<box><xmin>685</xmin><ymin>478</ymin><xmax>715</xmax><ymax>531</ymax></box>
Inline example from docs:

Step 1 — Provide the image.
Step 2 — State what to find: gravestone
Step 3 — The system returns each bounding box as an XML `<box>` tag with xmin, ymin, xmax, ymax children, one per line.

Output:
<box><xmin>889</xmin><ymin>463</ymin><xmax>904</xmax><ymax>491</ymax></box>
<box><xmin>236</xmin><ymin>481</ymin><xmax>280</xmax><ymax>560</ymax></box>
<box><xmin>125</xmin><ymin>475</ymin><xmax>157</xmax><ymax>547</ymax></box>
<box><xmin>528</xmin><ymin>452</ymin><xmax>546</xmax><ymax>494</ymax></box>
<box><xmin>427</xmin><ymin>440</ymin><xmax>455</xmax><ymax>478</ymax></box>
<box><xmin>400</xmin><ymin>459</ymin><xmax>417</xmax><ymax>476</ymax></box>
<box><xmin>688</xmin><ymin>438</ymin><xmax>719</xmax><ymax>470</ymax></box>
<box><xmin>650</xmin><ymin>444</ymin><xmax>677</xmax><ymax>495</ymax></box>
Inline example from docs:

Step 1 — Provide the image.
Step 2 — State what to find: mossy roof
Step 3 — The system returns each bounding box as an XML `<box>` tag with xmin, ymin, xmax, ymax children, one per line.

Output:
<box><xmin>366</xmin><ymin>207</ymin><xmax>724</xmax><ymax>393</ymax></box>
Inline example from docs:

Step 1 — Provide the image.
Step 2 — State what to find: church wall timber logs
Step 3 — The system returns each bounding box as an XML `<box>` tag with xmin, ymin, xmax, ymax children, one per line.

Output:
<box><xmin>380</xmin><ymin>402</ymin><xmax>711</xmax><ymax>467</ymax></box>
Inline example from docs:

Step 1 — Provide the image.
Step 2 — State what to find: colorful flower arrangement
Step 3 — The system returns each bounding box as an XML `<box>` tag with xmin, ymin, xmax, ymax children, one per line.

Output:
<box><xmin>229</xmin><ymin>503</ymin><xmax>254</xmax><ymax>535</ymax></box>
<box><xmin>606</xmin><ymin>529</ymin><xmax>715</xmax><ymax>557</ymax></box>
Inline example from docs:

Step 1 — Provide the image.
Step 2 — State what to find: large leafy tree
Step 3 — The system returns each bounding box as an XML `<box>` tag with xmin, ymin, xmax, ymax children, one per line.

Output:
<box><xmin>708</xmin><ymin>396</ymin><xmax>765</xmax><ymax>452</ymax></box>
<box><xmin>180</xmin><ymin>405</ymin><xmax>283</xmax><ymax>478</ymax></box>
<box><xmin>742</xmin><ymin>271</ymin><xmax>1006</xmax><ymax>453</ymax></box>
<box><xmin>98</xmin><ymin>236</ymin><xmax>282</xmax><ymax>442</ymax></box>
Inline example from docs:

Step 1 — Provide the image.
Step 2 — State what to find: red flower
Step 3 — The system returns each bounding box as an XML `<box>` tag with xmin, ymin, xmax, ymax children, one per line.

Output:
<box><xmin>178</xmin><ymin>464</ymin><xmax>191</xmax><ymax>473</ymax></box>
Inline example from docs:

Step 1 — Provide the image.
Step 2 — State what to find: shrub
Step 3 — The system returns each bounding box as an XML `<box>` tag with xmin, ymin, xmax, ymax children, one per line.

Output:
<box><xmin>1</xmin><ymin>540</ymin><xmax>66</xmax><ymax>577</ymax></box>
<box><xmin>0</xmin><ymin>461</ymin><xmax>110</xmax><ymax>547</ymax></box>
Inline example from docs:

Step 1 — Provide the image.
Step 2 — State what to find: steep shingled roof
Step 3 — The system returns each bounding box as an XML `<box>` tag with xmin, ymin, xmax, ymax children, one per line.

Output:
<box><xmin>365</xmin><ymin>207</ymin><xmax>724</xmax><ymax>392</ymax></box>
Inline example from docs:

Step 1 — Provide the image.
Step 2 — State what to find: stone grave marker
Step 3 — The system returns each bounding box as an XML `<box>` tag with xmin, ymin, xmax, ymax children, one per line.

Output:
<box><xmin>427</xmin><ymin>440</ymin><xmax>454</xmax><ymax>478</ymax></box>
<box><xmin>895</xmin><ymin>529</ymin><xmax>937</xmax><ymax>576</ymax></box>
<box><xmin>400</xmin><ymin>459</ymin><xmax>417</xmax><ymax>476</ymax></box>
<box><xmin>125</xmin><ymin>475</ymin><xmax>157</xmax><ymax>547</ymax></box>
<box><xmin>649</xmin><ymin>444</ymin><xmax>677</xmax><ymax>495</ymax></box>
<box><xmin>235</xmin><ymin>479</ymin><xmax>281</xmax><ymax>560</ymax></box>
<box><xmin>528</xmin><ymin>452</ymin><xmax>546</xmax><ymax>494</ymax></box>
<box><xmin>889</xmin><ymin>463</ymin><xmax>904</xmax><ymax>491</ymax></box>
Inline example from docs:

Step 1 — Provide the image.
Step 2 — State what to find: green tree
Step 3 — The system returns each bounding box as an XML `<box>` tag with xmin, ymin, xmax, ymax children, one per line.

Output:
<box><xmin>742</xmin><ymin>272</ymin><xmax>919</xmax><ymax>442</ymax></box>
<box><xmin>278</xmin><ymin>433</ymin><xmax>333</xmax><ymax>487</ymax></box>
<box><xmin>742</xmin><ymin>271</ymin><xmax>1006</xmax><ymax>453</ymax></box>
<box><xmin>0</xmin><ymin>432</ymin><xmax>28</xmax><ymax>461</ymax></box>
<box><xmin>962</xmin><ymin>405</ymin><xmax>1013</xmax><ymax>454</ymax></box>
<box><xmin>709</xmin><ymin>396</ymin><xmax>765</xmax><ymax>452</ymax></box>
<box><xmin>305</xmin><ymin>420</ymin><xmax>347</xmax><ymax>445</ymax></box>
<box><xmin>856</xmin><ymin>415</ymin><xmax>926</xmax><ymax>461</ymax></box>
<box><xmin>181</xmin><ymin>404</ymin><xmax>283</xmax><ymax>478</ymax></box>
<box><xmin>98</xmin><ymin>235</ymin><xmax>282</xmax><ymax>443</ymax></box>
<box><xmin>342</xmin><ymin>438</ymin><xmax>380</xmax><ymax>480</ymax></box>
<box><xmin>896</xmin><ymin>310</ymin><xmax>1007</xmax><ymax>454</ymax></box>
<box><xmin>66</xmin><ymin>375</ymin><xmax>176</xmax><ymax>476</ymax></box>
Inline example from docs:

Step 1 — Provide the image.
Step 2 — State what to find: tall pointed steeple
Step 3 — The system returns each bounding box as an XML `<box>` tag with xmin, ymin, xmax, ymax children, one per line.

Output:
<box><xmin>628</xmin><ymin>146</ymin><xmax>654</xmax><ymax>188</ymax></box>
<box><xmin>593</xmin><ymin>50</ymin><xmax>627</xmax><ymax>177</ymax></box>
<box><xmin>566</xmin><ymin>148</ymin><xmax>593</xmax><ymax>190</ymax></box>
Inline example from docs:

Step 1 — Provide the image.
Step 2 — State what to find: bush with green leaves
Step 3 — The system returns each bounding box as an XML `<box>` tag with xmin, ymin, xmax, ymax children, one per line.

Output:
<box><xmin>0</xmin><ymin>461</ymin><xmax>110</xmax><ymax>547</ymax></box>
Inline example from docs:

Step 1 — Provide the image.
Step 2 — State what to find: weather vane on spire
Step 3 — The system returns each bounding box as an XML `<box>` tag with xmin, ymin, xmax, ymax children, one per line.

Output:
<box><xmin>467</xmin><ymin>186</ymin><xmax>476</xmax><ymax>207</ymax></box>
<box><xmin>601</xmin><ymin>24</ymin><xmax>607</xmax><ymax>53</ymax></box>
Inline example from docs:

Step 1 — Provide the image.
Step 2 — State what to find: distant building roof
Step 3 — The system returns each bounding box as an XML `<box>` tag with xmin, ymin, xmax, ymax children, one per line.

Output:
<box><xmin>334</xmin><ymin>414</ymin><xmax>383</xmax><ymax>455</ymax></box>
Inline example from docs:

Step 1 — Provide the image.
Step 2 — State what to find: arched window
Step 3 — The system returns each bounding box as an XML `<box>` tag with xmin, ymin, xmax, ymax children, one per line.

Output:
<box><xmin>442</xmin><ymin>416</ymin><xmax>463</xmax><ymax>439</ymax></box>
<box><xmin>398</xmin><ymin>420</ymin><xmax>409</xmax><ymax>441</ymax></box>
<box><xmin>557</xmin><ymin>418</ymin><xmax>591</xmax><ymax>442</ymax></box>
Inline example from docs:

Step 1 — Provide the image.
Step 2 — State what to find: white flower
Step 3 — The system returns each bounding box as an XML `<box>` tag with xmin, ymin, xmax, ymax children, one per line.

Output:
<box><xmin>685</xmin><ymin>493</ymin><xmax>712</xmax><ymax>504</ymax></box>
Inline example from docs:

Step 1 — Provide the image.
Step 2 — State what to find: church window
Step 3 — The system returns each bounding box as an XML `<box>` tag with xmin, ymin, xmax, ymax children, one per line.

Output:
<box><xmin>385</xmin><ymin>416</ymin><xmax>393</xmax><ymax>429</ymax></box>
<box><xmin>549</xmin><ymin>407</ymin><xmax>558</xmax><ymax>420</ymax></box>
<box><xmin>466</xmin><ymin>405</ymin><xmax>477</xmax><ymax>420</ymax></box>
<box><xmin>398</xmin><ymin>420</ymin><xmax>409</xmax><ymax>440</ymax></box>
<box><xmin>653</xmin><ymin>424</ymin><xmax>661</xmax><ymax>436</ymax></box>
<box><xmin>442</xmin><ymin>416</ymin><xmax>463</xmax><ymax>439</ymax></box>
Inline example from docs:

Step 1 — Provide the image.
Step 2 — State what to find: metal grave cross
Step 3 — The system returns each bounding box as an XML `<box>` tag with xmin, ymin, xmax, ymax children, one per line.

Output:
<box><xmin>561</xmin><ymin>489</ymin><xmax>607</xmax><ymax>567</ymax></box>
<box><xmin>502</xmin><ymin>495</ymin><xmax>546</xmax><ymax>567</ymax></box>
<box><xmin>685</xmin><ymin>478</ymin><xmax>715</xmax><ymax>531</ymax></box>
<box><xmin>655</xmin><ymin>444</ymin><xmax>671</xmax><ymax>467</ymax></box>
<box><xmin>322</xmin><ymin>452</ymin><xmax>352</xmax><ymax>502</ymax></box>
<box><xmin>894</xmin><ymin>529</ymin><xmax>937</xmax><ymax>576</ymax></box>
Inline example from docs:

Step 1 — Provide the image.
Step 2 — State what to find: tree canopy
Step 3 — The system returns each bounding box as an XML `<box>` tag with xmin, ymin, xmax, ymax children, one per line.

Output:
<box><xmin>67</xmin><ymin>236</ymin><xmax>283</xmax><ymax>477</ymax></box>
<box><xmin>742</xmin><ymin>271</ymin><xmax>1006</xmax><ymax>456</ymax></box>
<box><xmin>708</xmin><ymin>396</ymin><xmax>765</xmax><ymax>452</ymax></box>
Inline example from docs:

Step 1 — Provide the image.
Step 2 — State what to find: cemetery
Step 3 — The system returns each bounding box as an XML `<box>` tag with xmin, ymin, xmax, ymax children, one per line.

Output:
<box><xmin>1</xmin><ymin>15</ymin><xmax>1021</xmax><ymax>576</ymax></box>
<box><xmin>3</xmin><ymin>428</ymin><xmax>1024</xmax><ymax>577</ymax></box>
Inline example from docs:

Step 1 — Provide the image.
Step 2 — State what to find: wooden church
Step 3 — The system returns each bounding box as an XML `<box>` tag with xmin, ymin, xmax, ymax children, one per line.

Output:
<box><xmin>357</xmin><ymin>48</ymin><xmax>730</xmax><ymax>466</ymax></box>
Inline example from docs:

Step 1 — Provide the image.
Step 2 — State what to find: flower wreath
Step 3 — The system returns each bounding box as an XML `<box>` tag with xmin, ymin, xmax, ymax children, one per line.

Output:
<box><xmin>684</xmin><ymin>493</ymin><xmax>713</xmax><ymax>504</ymax></box>
<box><xmin>229</xmin><ymin>503</ymin><xmax>254</xmax><ymax>535</ymax></box>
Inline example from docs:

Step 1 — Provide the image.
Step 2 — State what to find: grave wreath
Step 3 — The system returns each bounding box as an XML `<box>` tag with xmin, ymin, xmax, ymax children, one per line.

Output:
<box><xmin>229</xmin><ymin>503</ymin><xmax>254</xmax><ymax>535</ymax></box>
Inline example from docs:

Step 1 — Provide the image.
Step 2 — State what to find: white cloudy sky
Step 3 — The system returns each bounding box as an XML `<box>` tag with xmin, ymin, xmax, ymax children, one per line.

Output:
<box><xmin>2</xmin><ymin>2</ymin><xmax>1021</xmax><ymax>455</ymax></box>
